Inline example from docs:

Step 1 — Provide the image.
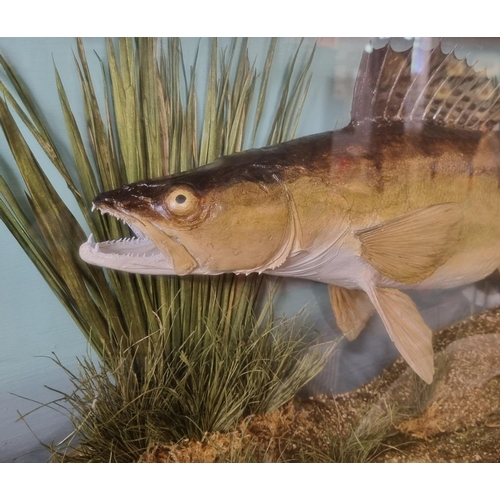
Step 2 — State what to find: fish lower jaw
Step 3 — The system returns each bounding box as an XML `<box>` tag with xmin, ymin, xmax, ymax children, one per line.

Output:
<box><xmin>79</xmin><ymin>233</ymin><xmax>178</xmax><ymax>275</ymax></box>
<box><xmin>85</xmin><ymin>232</ymin><xmax>161</xmax><ymax>256</ymax></box>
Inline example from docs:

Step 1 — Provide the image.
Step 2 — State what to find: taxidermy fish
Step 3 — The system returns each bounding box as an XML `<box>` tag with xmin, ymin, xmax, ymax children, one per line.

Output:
<box><xmin>80</xmin><ymin>42</ymin><xmax>500</xmax><ymax>384</ymax></box>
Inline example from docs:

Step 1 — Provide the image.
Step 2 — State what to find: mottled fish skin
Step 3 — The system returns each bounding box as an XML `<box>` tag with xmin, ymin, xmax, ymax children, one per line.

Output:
<box><xmin>80</xmin><ymin>42</ymin><xmax>500</xmax><ymax>384</ymax></box>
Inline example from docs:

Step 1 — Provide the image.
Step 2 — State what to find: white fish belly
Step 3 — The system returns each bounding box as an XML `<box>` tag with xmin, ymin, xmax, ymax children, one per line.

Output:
<box><xmin>269</xmin><ymin>239</ymin><xmax>500</xmax><ymax>292</ymax></box>
<box><xmin>268</xmin><ymin>243</ymin><xmax>376</xmax><ymax>289</ymax></box>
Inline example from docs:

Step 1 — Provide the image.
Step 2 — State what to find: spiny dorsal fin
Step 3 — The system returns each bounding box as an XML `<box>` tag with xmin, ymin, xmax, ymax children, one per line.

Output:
<box><xmin>351</xmin><ymin>42</ymin><xmax>500</xmax><ymax>131</ymax></box>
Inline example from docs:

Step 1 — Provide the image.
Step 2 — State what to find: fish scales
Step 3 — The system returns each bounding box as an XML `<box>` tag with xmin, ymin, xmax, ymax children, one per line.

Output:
<box><xmin>80</xmin><ymin>42</ymin><xmax>500</xmax><ymax>384</ymax></box>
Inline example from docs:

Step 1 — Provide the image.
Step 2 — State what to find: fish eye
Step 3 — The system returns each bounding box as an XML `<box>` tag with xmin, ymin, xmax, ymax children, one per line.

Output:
<box><xmin>165</xmin><ymin>186</ymin><xmax>200</xmax><ymax>217</ymax></box>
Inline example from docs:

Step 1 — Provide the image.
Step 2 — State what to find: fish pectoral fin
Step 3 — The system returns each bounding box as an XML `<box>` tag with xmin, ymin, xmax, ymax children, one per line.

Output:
<box><xmin>366</xmin><ymin>286</ymin><xmax>434</xmax><ymax>384</ymax></box>
<box><xmin>328</xmin><ymin>285</ymin><xmax>375</xmax><ymax>341</ymax></box>
<box><xmin>355</xmin><ymin>203</ymin><xmax>463</xmax><ymax>284</ymax></box>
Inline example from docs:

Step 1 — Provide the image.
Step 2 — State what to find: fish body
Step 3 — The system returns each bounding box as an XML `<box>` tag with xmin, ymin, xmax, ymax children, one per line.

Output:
<box><xmin>80</xmin><ymin>43</ymin><xmax>500</xmax><ymax>383</ymax></box>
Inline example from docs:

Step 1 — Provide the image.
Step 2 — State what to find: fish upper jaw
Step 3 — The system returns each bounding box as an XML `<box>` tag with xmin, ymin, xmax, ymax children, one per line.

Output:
<box><xmin>79</xmin><ymin>203</ymin><xmax>178</xmax><ymax>274</ymax></box>
<box><xmin>79</xmin><ymin>203</ymin><xmax>201</xmax><ymax>276</ymax></box>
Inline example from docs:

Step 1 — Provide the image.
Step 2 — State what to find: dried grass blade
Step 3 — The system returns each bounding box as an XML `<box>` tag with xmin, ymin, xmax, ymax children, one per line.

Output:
<box><xmin>138</xmin><ymin>38</ymin><xmax>162</xmax><ymax>178</ymax></box>
<box><xmin>0</xmin><ymin>99</ymin><xmax>109</xmax><ymax>355</ymax></box>
<box><xmin>251</xmin><ymin>38</ymin><xmax>277</xmax><ymax>146</ymax></box>
<box><xmin>267</xmin><ymin>38</ymin><xmax>305</xmax><ymax>145</ymax></box>
<box><xmin>77</xmin><ymin>39</ymin><xmax>122</xmax><ymax>193</ymax></box>
<box><xmin>55</xmin><ymin>68</ymin><xmax>100</xmax><ymax>232</ymax></box>
<box><xmin>281</xmin><ymin>43</ymin><xmax>316</xmax><ymax>139</ymax></box>
<box><xmin>0</xmin><ymin>185</ymin><xmax>65</xmax><ymax>303</ymax></box>
<box><xmin>0</xmin><ymin>66</ymin><xmax>84</xmax><ymax>206</ymax></box>
<box><xmin>199</xmin><ymin>38</ymin><xmax>219</xmax><ymax>165</ymax></box>
<box><xmin>105</xmin><ymin>39</ymin><xmax>142</xmax><ymax>183</ymax></box>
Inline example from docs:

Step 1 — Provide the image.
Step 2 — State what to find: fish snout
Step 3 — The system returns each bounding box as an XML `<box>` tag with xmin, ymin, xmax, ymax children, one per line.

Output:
<box><xmin>93</xmin><ymin>185</ymin><xmax>155</xmax><ymax>214</ymax></box>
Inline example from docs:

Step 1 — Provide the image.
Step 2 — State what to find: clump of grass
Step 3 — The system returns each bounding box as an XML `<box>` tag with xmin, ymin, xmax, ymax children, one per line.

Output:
<box><xmin>30</xmin><ymin>299</ymin><xmax>335</xmax><ymax>463</ymax></box>
<box><xmin>318</xmin><ymin>431</ymin><xmax>389</xmax><ymax>463</ymax></box>
<box><xmin>304</xmin><ymin>353</ymin><xmax>453</xmax><ymax>463</ymax></box>
<box><xmin>209</xmin><ymin>400</ymin><xmax>398</xmax><ymax>463</ymax></box>
<box><xmin>295</xmin><ymin>405</ymin><xmax>398</xmax><ymax>463</ymax></box>
<box><xmin>400</xmin><ymin>353</ymin><xmax>452</xmax><ymax>418</ymax></box>
<box><xmin>311</xmin><ymin>352</ymin><xmax>455</xmax><ymax>464</ymax></box>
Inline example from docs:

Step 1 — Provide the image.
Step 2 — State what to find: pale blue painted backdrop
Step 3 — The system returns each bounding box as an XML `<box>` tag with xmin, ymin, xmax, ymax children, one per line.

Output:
<box><xmin>1</xmin><ymin>37</ymin><xmax>499</xmax><ymax>462</ymax></box>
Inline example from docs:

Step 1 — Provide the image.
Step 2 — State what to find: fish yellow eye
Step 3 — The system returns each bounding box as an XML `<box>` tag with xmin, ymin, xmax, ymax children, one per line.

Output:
<box><xmin>165</xmin><ymin>186</ymin><xmax>200</xmax><ymax>217</ymax></box>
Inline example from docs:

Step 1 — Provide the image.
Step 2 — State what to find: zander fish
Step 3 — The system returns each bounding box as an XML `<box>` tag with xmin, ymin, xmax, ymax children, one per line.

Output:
<box><xmin>80</xmin><ymin>43</ymin><xmax>500</xmax><ymax>383</ymax></box>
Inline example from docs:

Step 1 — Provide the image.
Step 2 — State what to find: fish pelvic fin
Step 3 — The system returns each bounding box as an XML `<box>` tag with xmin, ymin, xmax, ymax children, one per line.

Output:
<box><xmin>351</xmin><ymin>41</ymin><xmax>500</xmax><ymax>131</ymax></box>
<box><xmin>355</xmin><ymin>203</ymin><xmax>463</xmax><ymax>284</ymax></box>
<box><xmin>328</xmin><ymin>285</ymin><xmax>375</xmax><ymax>341</ymax></box>
<box><xmin>366</xmin><ymin>286</ymin><xmax>434</xmax><ymax>384</ymax></box>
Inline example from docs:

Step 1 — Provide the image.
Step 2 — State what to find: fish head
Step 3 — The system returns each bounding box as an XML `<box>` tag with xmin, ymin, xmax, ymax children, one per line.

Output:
<box><xmin>80</xmin><ymin>159</ymin><xmax>297</xmax><ymax>275</ymax></box>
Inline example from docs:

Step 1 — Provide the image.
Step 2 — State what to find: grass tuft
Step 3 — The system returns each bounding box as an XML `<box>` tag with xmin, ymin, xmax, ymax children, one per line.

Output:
<box><xmin>295</xmin><ymin>403</ymin><xmax>399</xmax><ymax>463</ymax></box>
<box><xmin>34</xmin><ymin>301</ymin><xmax>335</xmax><ymax>463</ymax></box>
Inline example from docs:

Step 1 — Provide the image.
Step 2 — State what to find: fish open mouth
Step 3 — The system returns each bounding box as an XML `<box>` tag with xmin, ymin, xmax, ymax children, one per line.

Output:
<box><xmin>79</xmin><ymin>206</ymin><xmax>177</xmax><ymax>275</ymax></box>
